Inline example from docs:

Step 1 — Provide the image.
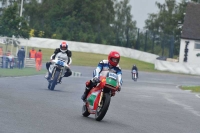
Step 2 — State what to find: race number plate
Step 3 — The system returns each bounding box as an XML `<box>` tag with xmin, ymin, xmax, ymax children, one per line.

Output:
<box><xmin>108</xmin><ymin>73</ymin><xmax>117</xmax><ymax>80</ymax></box>
<box><xmin>57</xmin><ymin>60</ymin><xmax>64</xmax><ymax>66</ymax></box>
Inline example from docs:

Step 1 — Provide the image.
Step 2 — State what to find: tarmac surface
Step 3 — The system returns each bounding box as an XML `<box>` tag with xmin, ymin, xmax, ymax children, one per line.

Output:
<box><xmin>0</xmin><ymin>66</ymin><xmax>200</xmax><ymax>133</ymax></box>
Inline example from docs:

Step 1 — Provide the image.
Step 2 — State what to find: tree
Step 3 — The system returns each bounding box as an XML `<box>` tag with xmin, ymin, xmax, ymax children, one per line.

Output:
<box><xmin>113</xmin><ymin>0</ymin><xmax>137</xmax><ymax>47</ymax></box>
<box><xmin>21</xmin><ymin>0</ymin><xmax>137</xmax><ymax>47</ymax></box>
<box><xmin>0</xmin><ymin>3</ymin><xmax>30</xmax><ymax>38</ymax></box>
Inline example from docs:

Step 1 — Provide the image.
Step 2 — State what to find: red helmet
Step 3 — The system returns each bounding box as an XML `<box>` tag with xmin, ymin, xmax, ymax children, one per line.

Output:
<box><xmin>60</xmin><ymin>41</ymin><xmax>68</xmax><ymax>52</ymax></box>
<box><xmin>108</xmin><ymin>51</ymin><xmax>120</xmax><ymax>67</ymax></box>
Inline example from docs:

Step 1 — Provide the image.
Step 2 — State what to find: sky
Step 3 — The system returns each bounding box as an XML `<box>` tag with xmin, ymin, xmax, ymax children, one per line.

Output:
<box><xmin>129</xmin><ymin>0</ymin><xmax>181</xmax><ymax>29</ymax></box>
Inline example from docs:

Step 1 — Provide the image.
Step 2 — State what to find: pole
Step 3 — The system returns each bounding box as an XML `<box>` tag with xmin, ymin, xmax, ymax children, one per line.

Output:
<box><xmin>136</xmin><ymin>29</ymin><xmax>140</xmax><ymax>50</ymax></box>
<box><xmin>19</xmin><ymin>0</ymin><xmax>24</xmax><ymax>28</ymax></box>
<box><xmin>11</xmin><ymin>36</ymin><xmax>14</xmax><ymax>55</ymax></box>
<box><xmin>6</xmin><ymin>0</ymin><xmax>9</xmax><ymax>8</ymax></box>
<box><xmin>20</xmin><ymin>0</ymin><xmax>24</xmax><ymax>17</ymax></box>
<box><xmin>144</xmin><ymin>30</ymin><xmax>147</xmax><ymax>52</ymax></box>
<box><xmin>24</xmin><ymin>39</ymin><xmax>28</xmax><ymax>68</ymax></box>
<box><xmin>152</xmin><ymin>32</ymin><xmax>155</xmax><ymax>53</ymax></box>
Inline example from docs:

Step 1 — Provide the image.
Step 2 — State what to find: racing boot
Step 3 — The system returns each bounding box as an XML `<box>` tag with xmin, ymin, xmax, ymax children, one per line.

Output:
<box><xmin>58</xmin><ymin>77</ymin><xmax>62</xmax><ymax>84</ymax></box>
<box><xmin>81</xmin><ymin>79</ymin><xmax>98</xmax><ymax>101</ymax></box>
<box><xmin>45</xmin><ymin>72</ymin><xmax>51</xmax><ymax>80</ymax></box>
<box><xmin>81</xmin><ymin>87</ymin><xmax>90</xmax><ymax>101</ymax></box>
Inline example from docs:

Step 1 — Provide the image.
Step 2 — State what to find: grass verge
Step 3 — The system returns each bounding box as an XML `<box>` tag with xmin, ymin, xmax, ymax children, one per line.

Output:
<box><xmin>0</xmin><ymin>68</ymin><xmax>46</xmax><ymax>77</ymax></box>
<box><xmin>180</xmin><ymin>86</ymin><xmax>200</xmax><ymax>93</ymax></box>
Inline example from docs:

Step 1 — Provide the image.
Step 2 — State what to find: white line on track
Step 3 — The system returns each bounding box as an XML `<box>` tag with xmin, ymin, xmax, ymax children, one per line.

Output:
<box><xmin>176</xmin><ymin>85</ymin><xmax>180</xmax><ymax>88</ymax></box>
<box><xmin>161</xmin><ymin>93</ymin><xmax>200</xmax><ymax>117</ymax></box>
<box><xmin>196</xmin><ymin>94</ymin><xmax>200</xmax><ymax>99</ymax></box>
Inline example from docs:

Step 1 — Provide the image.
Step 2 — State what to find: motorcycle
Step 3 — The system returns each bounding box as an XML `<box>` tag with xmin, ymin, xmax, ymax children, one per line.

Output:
<box><xmin>132</xmin><ymin>69</ymin><xmax>137</xmax><ymax>81</ymax></box>
<box><xmin>82</xmin><ymin>72</ymin><xmax>119</xmax><ymax>121</ymax></box>
<box><xmin>47</xmin><ymin>58</ymin><xmax>69</xmax><ymax>90</ymax></box>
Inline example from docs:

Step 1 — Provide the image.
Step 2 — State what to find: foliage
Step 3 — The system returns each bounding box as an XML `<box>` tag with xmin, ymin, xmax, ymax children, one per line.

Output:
<box><xmin>29</xmin><ymin>29</ymin><xmax>35</xmax><ymax>37</ymax></box>
<box><xmin>1</xmin><ymin>0</ymin><xmax>199</xmax><ymax>57</ymax></box>
<box><xmin>21</xmin><ymin>0</ymin><xmax>137</xmax><ymax>47</ymax></box>
<box><xmin>0</xmin><ymin>2</ymin><xmax>30</xmax><ymax>38</ymax></box>
<box><xmin>144</xmin><ymin>0</ymin><xmax>199</xmax><ymax>57</ymax></box>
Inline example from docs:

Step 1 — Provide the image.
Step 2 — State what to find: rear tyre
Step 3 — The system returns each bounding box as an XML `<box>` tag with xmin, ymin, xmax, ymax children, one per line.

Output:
<box><xmin>49</xmin><ymin>71</ymin><xmax>60</xmax><ymax>90</ymax></box>
<box><xmin>95</xmin><ymin>93</ymin><xmax>111</xmax><ymax>121</ymax></box>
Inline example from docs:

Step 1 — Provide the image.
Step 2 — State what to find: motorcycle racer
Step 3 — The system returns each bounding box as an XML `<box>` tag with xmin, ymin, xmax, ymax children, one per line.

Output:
<box><xmin>132</xmin><ymin>64</ymin><xmax>138</xmax><ymax>79</ymax></box>
<box><xmin>81</xmin><ymin>51</ymin><xmax>123</xmax><ymax>101</ymax></box>
<box><xmin>45</xmin><ymin>41</ymin><xmax>72</xmax><ymax>82</ymax></box>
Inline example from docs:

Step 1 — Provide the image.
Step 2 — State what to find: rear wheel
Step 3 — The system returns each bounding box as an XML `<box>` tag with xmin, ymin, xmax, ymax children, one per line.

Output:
<box><xmin>95</xmin><ymin>93</ymin><xmax>111</xmax><ymax>121</ymax></box>
<box><xmin>49</xmin><ymin>71</ymin><xmax>60</xmax><ymax>90</ymax></box>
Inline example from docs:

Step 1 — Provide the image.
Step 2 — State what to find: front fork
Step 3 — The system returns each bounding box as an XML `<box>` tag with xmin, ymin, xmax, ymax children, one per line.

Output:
<box><xmin>51</xmin><ymin>68</ymin><xmax>56</xmax><ymax>80</ymax></box>
<box><xmin>57</xmin><ymin>69</ymin><xmax>63</xmax><ymax>82</ymax></box>
<box><xmin>98</xmin><ymin>91</ymin><xmax>104</xmax><ymax>106</ymax></box>
<box><xmin>51</xmin><ymin>67</ymin><xmax>63</xmax><ymax>82</ymax></box>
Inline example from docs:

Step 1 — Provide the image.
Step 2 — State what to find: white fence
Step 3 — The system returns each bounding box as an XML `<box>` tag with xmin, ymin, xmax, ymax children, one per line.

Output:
<box><xmin>18</xmin><ymin>37</ymin><xmax>159</xmax><ymax>64</ymax></box>
<box><xmin>155</xmin><ymin>60</ymin><xmax>200</xmax><ymax>75</ymax></box>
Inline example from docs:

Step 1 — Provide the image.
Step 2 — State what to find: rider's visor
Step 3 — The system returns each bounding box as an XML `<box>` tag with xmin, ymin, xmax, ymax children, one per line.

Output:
<box><xmin>111</xmin><ymin>58</ymin><xmax>119</xmax><ymax>63</ymax></box>
<box><xmin>61</xmin><ymin>46</ymin><xmax>67</xmax><ymax>50</ymax></box>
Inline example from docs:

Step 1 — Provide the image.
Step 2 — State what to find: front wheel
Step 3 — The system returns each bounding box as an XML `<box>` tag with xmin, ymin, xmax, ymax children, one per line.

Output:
<box><xmin>49</xmin><ymin>71</ymin><xmax>60</xmax><ymax>90</ymax></box>
<box><xmin>95</xmin><ymin>93</ymin><xmax>111</xmax><ymax>121</ymax></box>
<box><xmin>133</xmin><ymin>74</ymin><xmax>137</xmax><ymax>81</ymax></box>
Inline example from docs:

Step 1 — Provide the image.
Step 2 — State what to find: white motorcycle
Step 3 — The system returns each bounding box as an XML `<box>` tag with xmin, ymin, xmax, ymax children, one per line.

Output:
<box><xmin>132</xmin><ymin>70</ymin><xmax>137</xmax><ymax>81</ymax></box>
<box><xmin>48</xmin><ymin>57</ymin><xmax>69</xmax><ymax>90</ymax></box>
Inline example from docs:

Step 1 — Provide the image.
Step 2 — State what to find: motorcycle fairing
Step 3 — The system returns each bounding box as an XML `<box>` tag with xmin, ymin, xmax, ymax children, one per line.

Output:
<box><xmin>86</xmin><ymin>89</ymin><xmax>101</xmax><ymax>114</ymax></box>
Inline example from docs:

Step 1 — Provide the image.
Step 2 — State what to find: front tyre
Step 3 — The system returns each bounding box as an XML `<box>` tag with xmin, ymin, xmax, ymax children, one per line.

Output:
<box><xmin>49</xmin><ymin>71</ymin><xmax>60</xmax><ymax>90</ymax></box>
<box><xmin>95</xmin><ymin>93</ymin><xmax>111</xmax><ymax>121</ymax></box>
<box><xmin>133</xmin><ymin>74</ymin><xmax>137</xmax><ymax>81</ymax></box>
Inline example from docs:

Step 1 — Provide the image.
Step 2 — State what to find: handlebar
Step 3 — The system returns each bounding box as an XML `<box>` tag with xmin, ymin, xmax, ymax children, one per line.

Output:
<box><xmin>51</xmin><ymin>58</ymin><xmax>69</xmax><ymax>68</ymax></box>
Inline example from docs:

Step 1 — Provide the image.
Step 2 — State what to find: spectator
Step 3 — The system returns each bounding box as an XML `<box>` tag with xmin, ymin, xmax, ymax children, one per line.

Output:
<box><xmin>2</xmin><ymin>53</ymin><xmax>7</xmax><ymax>68</ymax></box>
<box><xmin>0</xmin><ymin>46</ymin><xmax>3</xmax><ymax>56</ymax></box>
<box><xmin>35</xmin><ymin>49</ymin><xmax>43</xmax><ymax>71</ymax></box>
<box><xmin>6</xmin><ymin>50</ymin><xmax>11</xmax><ymax>56</ymax></box>
<box><xmin>29</xmin><ymin>47</ymin><xmax>36</xmax><ymax>59</ymax></box>
<box><xmin>7</xmin><ymin>54</ymin><xmax>14</xmax><ymax>69</ymax></box>
<box><xmin>17</xmin><ymin>47</ymin><xmax>25</xmax><ymax>69</ymax></box>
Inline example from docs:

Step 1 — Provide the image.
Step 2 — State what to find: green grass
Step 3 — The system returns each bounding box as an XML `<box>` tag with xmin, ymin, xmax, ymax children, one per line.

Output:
<box><xmin>0</xmin><ymin>68</ymin><xmax>46</xmax><ymax>77</ymax></box>
<box><xmin>181</xmin><ymin>86</ymin><xmax>200</xmax><ymax>93</ymax></box>
<box><xmin>71</xmin><ymin>51</ymin><xmax>156</xmax><ymax>71</ymax></box>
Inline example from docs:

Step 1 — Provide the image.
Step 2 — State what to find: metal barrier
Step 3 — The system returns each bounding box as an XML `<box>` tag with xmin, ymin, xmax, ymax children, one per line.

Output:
<box><xmin>25</xmin><ymin>58</ymin><xmax>35</xmax><ymax>68</ymax></box>
<box><xmin>0</xmin><ymin>57</ymin><xmax>35</xmax><ymax>68</ymax></box>
<box><xmin>0</xmin><ymin>56</ymin><xmax>18</xmax><ymax>68</ymax></box>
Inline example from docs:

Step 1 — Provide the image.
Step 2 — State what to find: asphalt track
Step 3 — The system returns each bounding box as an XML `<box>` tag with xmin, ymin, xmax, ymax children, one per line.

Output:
<box><xmin>0</xmin><ymin>66</ymin><xmax>200</xmax><ymax>133</ymax></box>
